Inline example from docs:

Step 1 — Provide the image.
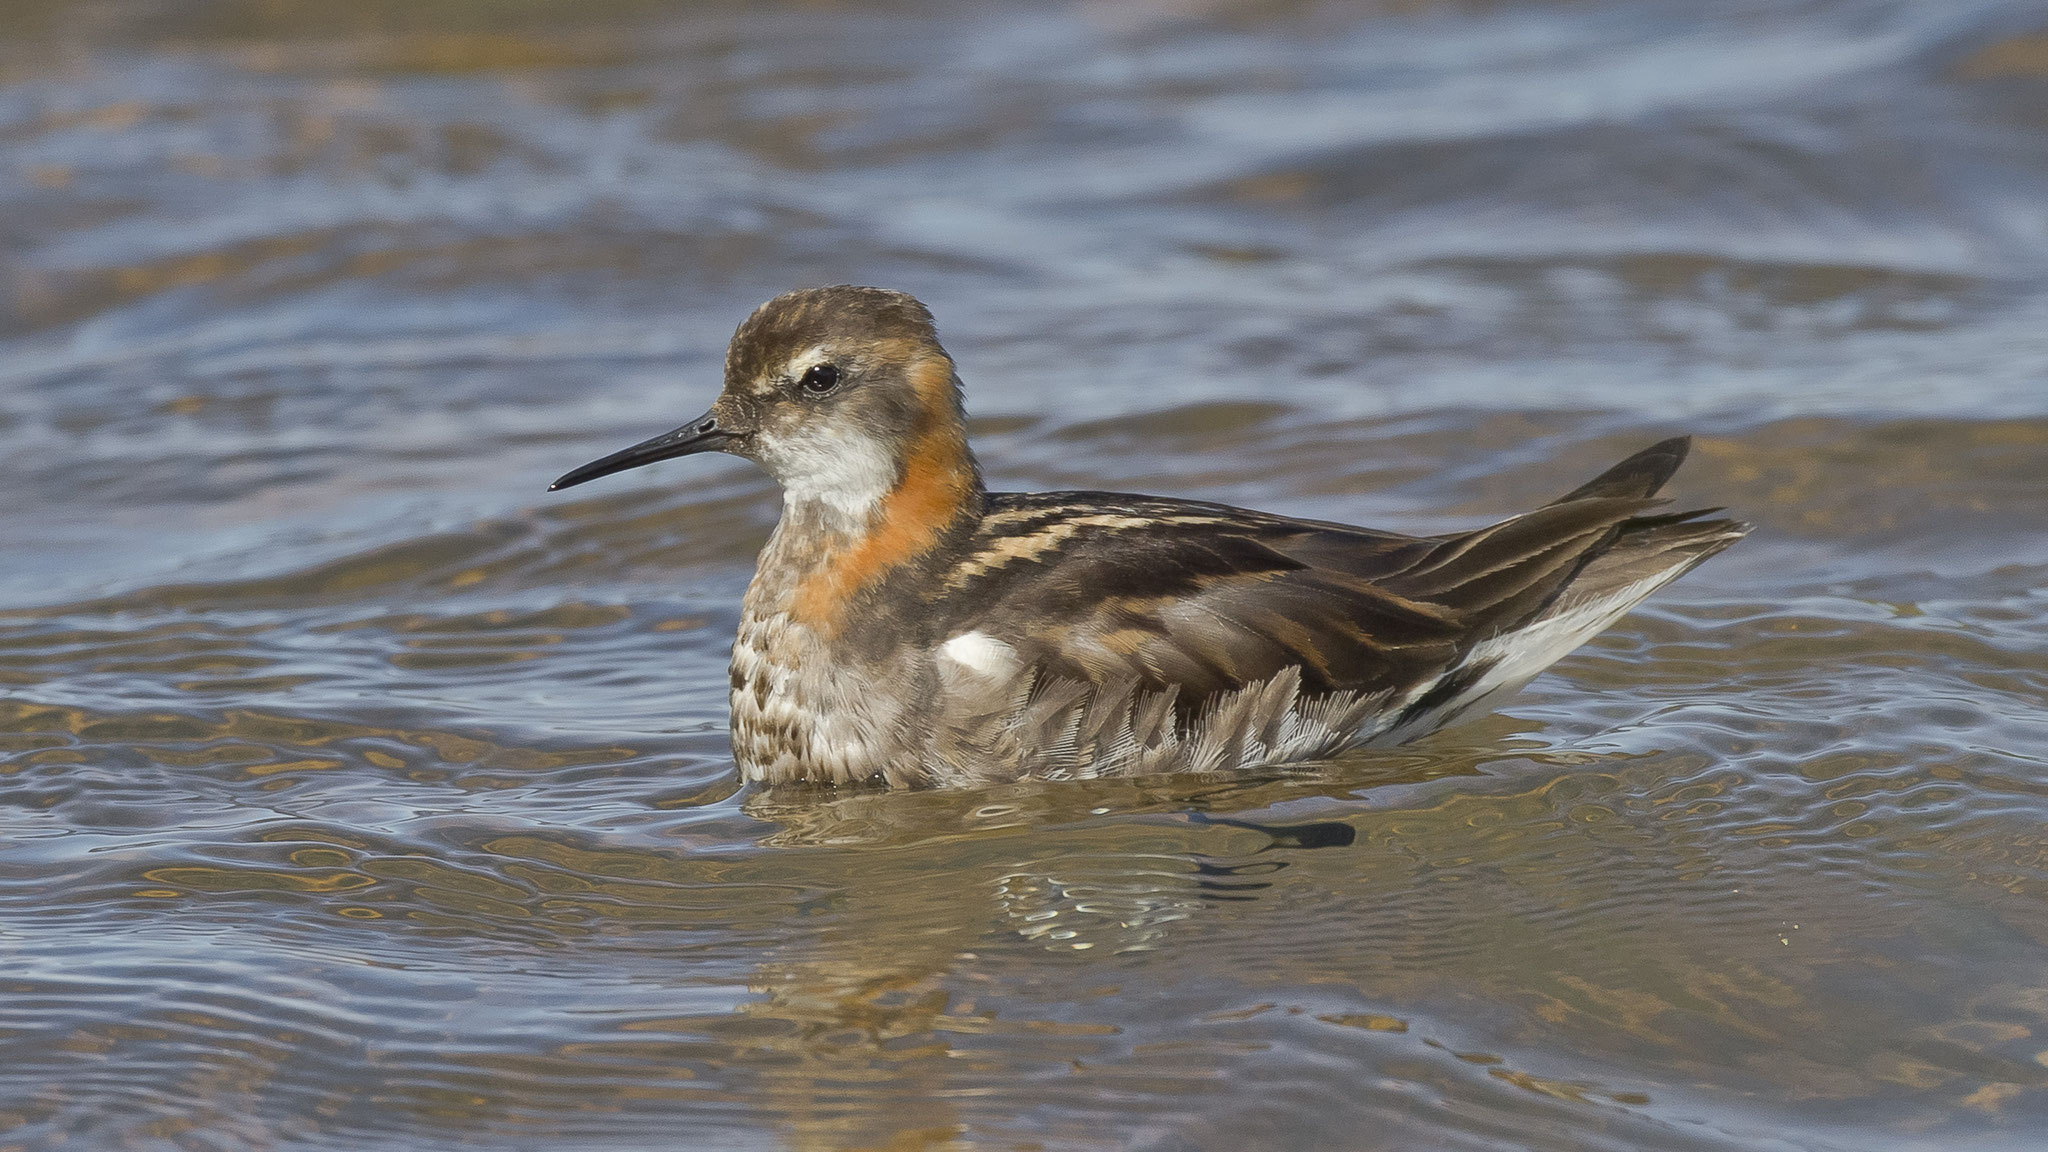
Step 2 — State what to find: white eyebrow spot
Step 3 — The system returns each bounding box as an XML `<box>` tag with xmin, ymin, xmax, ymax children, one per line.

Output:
<box><xmin>940</xmin><ymin>631</ymin><xmax>1016</xmax><ymax>677</ymax></box>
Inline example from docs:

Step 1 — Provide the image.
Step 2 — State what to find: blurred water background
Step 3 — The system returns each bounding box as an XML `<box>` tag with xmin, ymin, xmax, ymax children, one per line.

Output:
<box><xmin>4</xmin><ymin>1</ymin><xmax>2048</xmax><ymax>1148</ymax></box>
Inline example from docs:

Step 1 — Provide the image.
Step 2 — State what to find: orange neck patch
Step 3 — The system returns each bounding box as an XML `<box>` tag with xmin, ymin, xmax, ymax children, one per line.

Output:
<box><xmin>790</xmin><ymin>357</ymin><xmax>977</xmax><ymax>630</ymax></box>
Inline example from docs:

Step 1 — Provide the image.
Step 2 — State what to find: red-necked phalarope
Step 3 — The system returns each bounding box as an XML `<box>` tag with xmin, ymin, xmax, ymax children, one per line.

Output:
<box><xmin>551</xmin><ymin>286</ymin><xmax>1748</xmax><ymax>787</ymax></box>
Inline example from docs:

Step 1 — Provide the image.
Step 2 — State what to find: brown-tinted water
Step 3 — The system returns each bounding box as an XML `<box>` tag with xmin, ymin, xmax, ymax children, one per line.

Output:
<box><xmin>5</xmin><ymin>1</ymin><xmax>2048</xmax><ymax>1148</ymax></box>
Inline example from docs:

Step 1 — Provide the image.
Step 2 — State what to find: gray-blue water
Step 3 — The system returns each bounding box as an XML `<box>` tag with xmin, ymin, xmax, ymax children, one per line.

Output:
<box><xmin>5</xmin><ymin>1</ymin><xmax>2048</xmax><ymax>1148</ymax></box>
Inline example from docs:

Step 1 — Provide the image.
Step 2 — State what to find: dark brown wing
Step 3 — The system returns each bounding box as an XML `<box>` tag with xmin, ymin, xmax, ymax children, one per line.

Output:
<box><xmin>934</xmin><ymin>438</ymin><xmax>1705</xmax><ymax>703</ymax></box>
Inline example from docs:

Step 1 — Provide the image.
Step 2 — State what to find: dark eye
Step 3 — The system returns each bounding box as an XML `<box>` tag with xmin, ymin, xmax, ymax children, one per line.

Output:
<box><xmin>797</xmin><ymin>363</ymin><xmax>840</xmax><ymax>396</ymax></box>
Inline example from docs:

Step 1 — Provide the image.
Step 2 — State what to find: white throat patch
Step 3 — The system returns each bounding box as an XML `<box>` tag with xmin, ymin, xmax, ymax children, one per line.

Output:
<box><xmin>758</xmin><ymin>425</ymin><xmax>898</xmax><ymax>527</ymax></box>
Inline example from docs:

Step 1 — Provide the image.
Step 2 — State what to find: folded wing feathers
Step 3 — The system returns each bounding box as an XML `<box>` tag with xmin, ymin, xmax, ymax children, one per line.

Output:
<box><xmin>920</xmin><ymin>438</ymin><xmax>1740</xmax><ymax>784</ymax></box>
<box><xmin>1391</xmin><ymin>498</ymin><xmax>1651</xmax><ymax>596</ymax></box>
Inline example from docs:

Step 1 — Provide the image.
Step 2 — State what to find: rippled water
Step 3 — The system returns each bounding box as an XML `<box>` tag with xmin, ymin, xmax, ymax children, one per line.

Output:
<box><xmin>5</xmin><ymin>1</ymin><xmax>2048</xmax><ymax>1148</ymax></box>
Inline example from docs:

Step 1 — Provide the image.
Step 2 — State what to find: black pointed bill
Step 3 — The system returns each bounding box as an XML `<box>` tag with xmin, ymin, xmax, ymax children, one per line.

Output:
<box><xmin>549</xmin><ymin>414</ymin><xmax>731</xmax><ymax>491</ymax></box>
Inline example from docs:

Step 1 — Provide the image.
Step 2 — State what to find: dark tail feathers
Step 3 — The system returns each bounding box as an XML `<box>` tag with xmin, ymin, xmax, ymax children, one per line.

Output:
<box><xmin>1552</xmin><ymin>435</ymin><xmax>1691</xmax><ymax>504</ymax></box>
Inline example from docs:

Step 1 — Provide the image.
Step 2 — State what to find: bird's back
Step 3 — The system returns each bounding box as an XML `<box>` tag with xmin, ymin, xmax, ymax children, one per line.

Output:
<box><xmin>913</xmin><ymin>437</ymin><xmax>1747</xmax><ymax>784</ymax></box>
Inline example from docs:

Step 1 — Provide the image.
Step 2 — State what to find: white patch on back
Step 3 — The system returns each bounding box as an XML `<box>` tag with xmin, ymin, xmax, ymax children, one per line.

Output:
<box><xmin>939</xmin><ymin>631</ymin><xmax>1018</xmax><ymax>678</ymax></box>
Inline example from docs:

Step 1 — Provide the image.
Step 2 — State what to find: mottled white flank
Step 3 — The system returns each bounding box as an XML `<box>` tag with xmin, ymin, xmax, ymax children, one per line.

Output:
<box><xmin>754</xmin><ymin>423</ymin><xmax>897</xmax><ymax>527</ymax></box>
<box><xmin>1369</xmin><ymin>568</ymin><xmax>1681</xmax><ymax>745</ymax></box>
<box><xmin>1470</xmin><ymin>570</ymin><xmax>1677</xmax><ymax>691</ymax></box>
<box><xmin>922</xmin><ymin>664</ymin><xmax>1393</xmax><ymax>787</ymax></box>
<box><xmin>939</xmin><ymin>631</ymin><xmax>1017</xmax><ymax>677</ymax></box>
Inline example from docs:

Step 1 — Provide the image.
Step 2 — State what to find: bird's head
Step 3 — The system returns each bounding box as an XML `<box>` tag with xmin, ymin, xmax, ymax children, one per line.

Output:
<box><xmin>551</xmin><ymin>286</ymin><xmax>982</xmax><ymax>533</ymax></box>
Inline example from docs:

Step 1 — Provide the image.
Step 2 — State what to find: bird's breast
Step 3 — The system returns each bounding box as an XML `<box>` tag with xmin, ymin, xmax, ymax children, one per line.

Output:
<box><xmin>728</xmin><ymin>603</ymin><xmax>927</xmax><ymax>786</ymax></box>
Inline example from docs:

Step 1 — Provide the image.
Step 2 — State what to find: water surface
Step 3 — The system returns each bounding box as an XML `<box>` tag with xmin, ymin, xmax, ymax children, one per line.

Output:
<box><xmin>5</xmin><ymin>1</ymin><xmax>2048</xmax><ymax>1148</ymax></box>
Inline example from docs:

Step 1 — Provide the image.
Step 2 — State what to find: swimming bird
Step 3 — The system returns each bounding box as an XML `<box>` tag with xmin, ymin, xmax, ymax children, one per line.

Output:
<box><xmin>551</xmin><ymin>286</ymin><xmax>1747</xmax><ymax>787</ymax></box>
